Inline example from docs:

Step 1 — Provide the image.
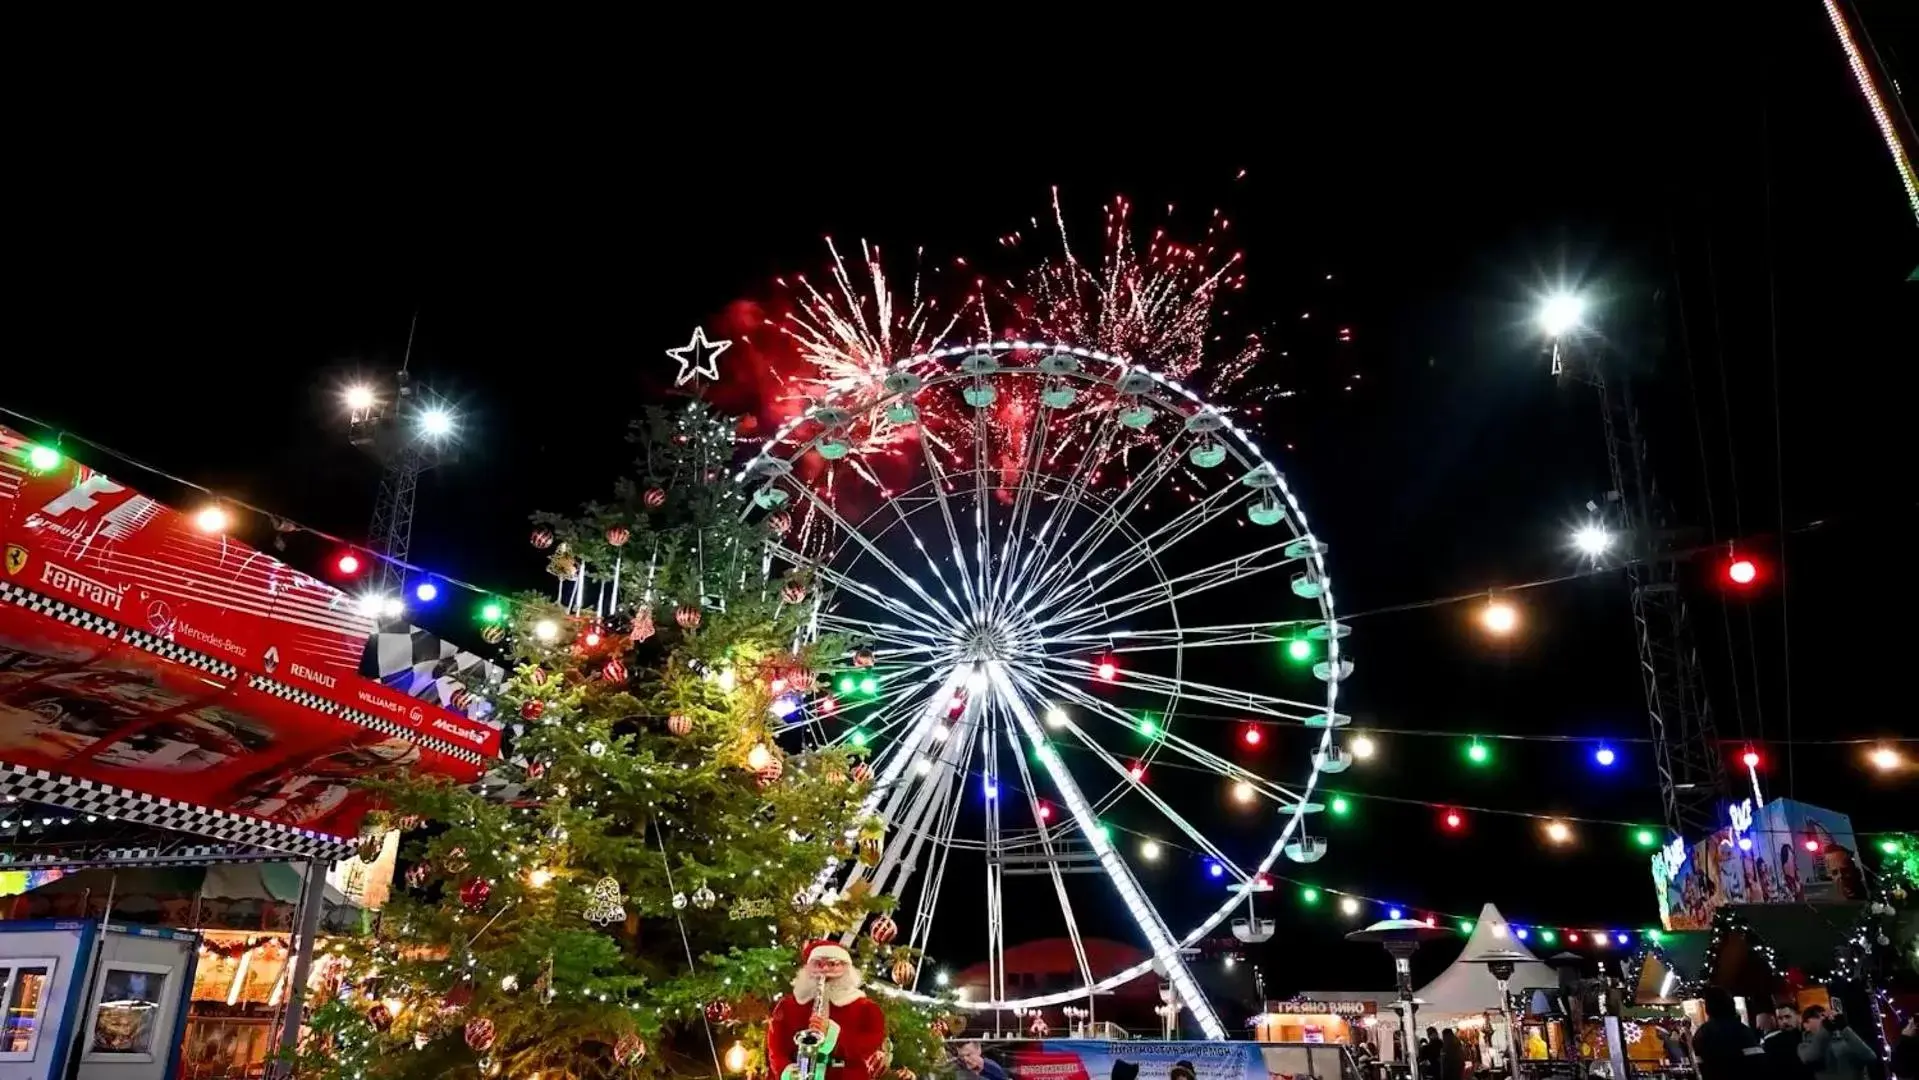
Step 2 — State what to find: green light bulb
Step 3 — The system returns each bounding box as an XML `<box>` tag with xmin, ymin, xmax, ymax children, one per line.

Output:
<box><xmin>1458</xmin><ymin>919</ymin><xmax>1474</xmax><ymax>934</ymax></box>
<box><xmin>858</xmin><ymin>676</ymin><xmax>879</xmax><ymax>695</ymax></box>
<box><xmin>1301</xmin><ymin>887</ymin><xmax>1320</xmax><ymax>904</ymax></box>
<box><xmin>1466</xmin><ymin>741</ymin><xmax>1490</xmax><ymax>765</ymax></box>
<box><xmin>1540</xmin><ymin>929</ymin><xmax>1558</xmax><ymax>945</ymax></box>
<box><xmin>27</xmin><ymin>445</ymin><xmax>61</xmax><ymax>472</ymax></box>
<box><xmin>480</xmin><ymin>601</ymin><xmax>505</xmax><ymax>624</ymax></box>
<box><xmin>1635</xmin><ymin>828</ymin><xmax>1658</xmax><ymax>848</ymax></box>
<box><xmin>1138</xmin><ymin>717</ymin><xmax>1158</xmax><ymax>737</ymax></box>
<box><xmin>1287</xmin><ymin>639</ymin><xmax>1312</xmax><ymax>662</ymax></box>
<box><xmin>839</xmin><ymin>676</ymin><xmax>856</xmax><ymax>694</ymax></box>
<box><xmin>1330</xmin><ymin>796</ymin><xmax>1351</xmax><ymax>816</ymax></box>
<box><xmin>1881</xmin><ymin>839</ymin><xmax>1901</xmax><ymax>855</ymax></box>
<box><xmin>850</xmin><ymin>730</ymin><xmax>869</xmax><ymax>748</ymax></box>
<box><xmin>1647</xmin><ymin>929</ymin><xmax>1665</xmax><ymax>943</ymax></box>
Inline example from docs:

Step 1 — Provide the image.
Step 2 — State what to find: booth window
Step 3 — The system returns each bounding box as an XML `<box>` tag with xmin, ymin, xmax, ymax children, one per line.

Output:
<box><xmin>84</xmin><ymin>963</ymin><xmax>172</xmax><ymax>1062</ymax></box>
<box><xmin>0</xmin><ymin>959</ymin><xmax>57</xmax><ymax>1060</ymax></box>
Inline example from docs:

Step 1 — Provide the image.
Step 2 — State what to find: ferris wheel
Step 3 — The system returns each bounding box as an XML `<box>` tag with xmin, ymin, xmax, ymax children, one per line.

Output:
<box><xmin>739</xmin><ymin>341</ymin><xmax>1353</xmax><ymax>1038</ymax></box>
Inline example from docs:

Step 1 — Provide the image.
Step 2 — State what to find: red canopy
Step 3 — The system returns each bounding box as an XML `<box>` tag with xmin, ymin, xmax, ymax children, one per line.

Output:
<box><xmin>0</xmin><ymin>426</ymin><xmax>498</xmax><ymax>858</ymax></box>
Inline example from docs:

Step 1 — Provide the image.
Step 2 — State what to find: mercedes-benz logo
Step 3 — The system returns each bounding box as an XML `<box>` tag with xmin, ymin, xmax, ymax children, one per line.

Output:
<box><xmin>145</xmin><ymin>599</ymin><xmax>175</xmax><ymax>636</ymax></box>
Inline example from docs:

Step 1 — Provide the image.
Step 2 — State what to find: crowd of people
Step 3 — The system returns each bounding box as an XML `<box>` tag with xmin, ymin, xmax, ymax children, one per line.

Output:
<box><xmin>1416</xmin><ymin>1026</ymin><xmax>1482</xmax><ymax>1080</ymax></box>
<box><xmin>1690</xmin><ymin>987</ymin><xmax>1917</xmax><ymax>1080</ymax></box>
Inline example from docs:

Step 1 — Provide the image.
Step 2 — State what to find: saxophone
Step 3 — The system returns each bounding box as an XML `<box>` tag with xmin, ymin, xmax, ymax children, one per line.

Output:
<box><xmin>784</xmin><ymin>974</ymin><xmax>836</xmax><ymax>1080</ymax></box>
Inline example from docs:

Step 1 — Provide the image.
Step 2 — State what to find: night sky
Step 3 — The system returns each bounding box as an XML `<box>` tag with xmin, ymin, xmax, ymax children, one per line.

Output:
<box><xmin>10</xmin><ymin>5</ymin><xmax>1915</xmax><ymax>1001</ymax></box>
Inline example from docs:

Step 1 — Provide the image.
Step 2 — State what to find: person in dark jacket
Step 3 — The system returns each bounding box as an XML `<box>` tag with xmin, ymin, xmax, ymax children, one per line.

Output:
<box><xmin>1693</xmin><ymin>987</ymin><xmax>1765</xmax><ymax>1080</ymax></box>
<box><xmin>1441</xmin><ymin>1029</ymin><xmax>1468</xmax><ymax>1080</ymax></box>
<box><xmin>1420</xmin><ymin>1027</ymin><xmax>1441</xmax><ymax>1080</ymax></box>
<box><xmin>1765</xmin><ymin>1005</ymin><xmax>1816</xmax><ymax>1080</ymax></box>
<box><xmin>1796</xmin><ymin>1006</ymin><xmax>1877</xmax><ymax>1080</ymax></box>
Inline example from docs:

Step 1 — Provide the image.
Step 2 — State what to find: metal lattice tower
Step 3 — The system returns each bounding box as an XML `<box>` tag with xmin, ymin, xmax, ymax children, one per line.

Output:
<box><xmin>1556</xmin><ymin>338</ymin><xmax>1728</xmax><ymax>838</ymax></box>
<box><xmin>346</xmin><ymin>320</ymin><xmax>455</xmax><ymax>595</ymax></box>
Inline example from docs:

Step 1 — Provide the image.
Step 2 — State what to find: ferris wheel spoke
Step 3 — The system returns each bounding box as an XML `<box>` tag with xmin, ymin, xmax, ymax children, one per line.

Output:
<box><xmin>879</xmin><ymin>485</ymin><xmax>974</xmax><ymax>621</ymax></box>
<box><xmin>812</xmin><ymin>613</ymin><xmax>950</xmax><ymax>654</ymax></box>
<box><xmin>1053</xmin><ymin>621</ymin><xmax>1321</xmax><ymax>654</ymax></box>
<box><xmin>1024</xmin><ymin>430</ymin><xmax>1196</xmax><ymax>615</ymax></box>
<box><xmin>983</xmin><ymin>660</ymin><xmax>1226</xmax><ymax>1039</ymax></box>
<box><xmin>996</xmin><ymin>406</ymin><xmax>1127</xmax><ymax>616</ymax></box>
<box><xmin>915</xmin><ymin>430</ymin><xmax>984</xmax><ymax>620</ymax></box>
<box><xmin>768</xmin><ymin>543</ymin><xmax>952</xmax><ymax>639</ymax></box>
<box><xmin>789</xmin><ymin>659</ymin><xmax>941</xmax><ymax>740</ymax></box>
<box><xmin>1012</xmin><ymin>661</ymin><xmax>1303</xmax><ymax>805</ymax></box>
<box><xmin>1040</xmin><ymin>538</ymin><xmax>1306</xmax><ymax>635</ymax></box>
<box><xmin>972</xmin><ymin>400</ymin><xmax>994</xmax><ymax>617</ymax></box>
<box><xmin>1053</xmin><ymin>655</ymin><xmax>1337</xmax><ymax>724</ymax></box>
<box><xmin>1029</xmin><ymin>479</ymin><xmax>1254</xmax><ymax>623</ymax></box>
<box><xmin>779</xmin><ymin>480</ymin><xmax>965</xmax><ymax>631</ymax></box>
<box><xmin>987</xmin><ymin>400</ymin><xmax>1059</xmax><ymax>622</ymax></box>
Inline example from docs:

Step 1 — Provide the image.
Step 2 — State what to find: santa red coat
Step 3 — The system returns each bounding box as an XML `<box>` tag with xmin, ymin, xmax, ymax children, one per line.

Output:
<box><xmin>766</xmin><ymin>988</ymin><xmax>887</xmax><ymax>1080</ymax></box>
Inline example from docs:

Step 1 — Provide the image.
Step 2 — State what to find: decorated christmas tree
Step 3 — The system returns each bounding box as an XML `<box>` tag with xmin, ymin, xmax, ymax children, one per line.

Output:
<box><xmin>297</xmin><ymin>399</ymin><xmax>954</xmax><ymax>1079</ymax></box>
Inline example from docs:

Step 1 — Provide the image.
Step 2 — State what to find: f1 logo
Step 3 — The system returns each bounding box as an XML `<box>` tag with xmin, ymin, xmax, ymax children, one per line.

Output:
<box><xmin>40</xmin><ymin>475</ymin><xmax>127</xmax><ymax>517</ymax></box>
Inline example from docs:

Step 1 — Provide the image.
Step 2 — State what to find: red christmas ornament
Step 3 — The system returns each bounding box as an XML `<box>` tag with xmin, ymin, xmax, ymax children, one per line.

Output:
<box><xmin>629</xmin><ymin>608</ymin><xmax>656</xmax><ymax>643</ymax></box>
<box><xmin>643</xmin><ymin>487</ymin><xmax>667</xmax><ymax>509</ymax></box>
<box><xmin>520</xmin><ymin>699</ymin><xmax>545</xmax><ymax>721</ymax></box>
<box><xmin>755</xmin><ymin>758</ymin><xmax>784</xmax><ymax>788</ymax></box>
<box><xmin>765</xmin><ymin>510</ymin><xmax>792</xmax><ymax>534</ymax></box>
<box><xmin>667</xmin><ymin>713</ymin><xmax>693</xmax><ymax>736</ymax></box>
<box><xmin>527</xmin><ymin>666</ymin><xmax>549</xmax><ymax>686</ymax></box>
<box><xmin>676</xmin><ymin>604</ymin><xmax>701</xmax><ymax>630</ymax></box>
<box><xmin>602</xmin><ymin>658</ymin><xmax>627</xmax><ymax>683</ymax></box>
<box><xmin>464</xmin><ymin>1017</ymin><xmax>496</xmax><ymax>1052</ymax></box>
<box><xmin>851</xmin><ymin>762</ymin><xmax>873</xmax><ymax>783</ymax></box>
<box><xmin>704</xmin><ymin>999</ymin><xmax>733</xmax><ymax>1024</ymax></box>
<box><xmin>868</xmin><ymin>914</ymin><xmax>899</xmax><ymax>945</ymax></box>
<box><xmin>367</xmin><ymin>1002</ymin><xmax>394</xmax><ymax>1032</ymax></box>
<box><xmin>605</xmin><ymin>524</ymin><xmax>631</xmax><ymax>547</ymax></box>
<box><xmin>448</xmin><ymin>687</ymin><xmax>472</xmax><ymax>711</ymax></box>
<box><xmin>526</xmin><ymin>760</ymin><xmax>547</xmax><ymax>780</ymax></box>
<box><xmin>614</xmin><ymin>1033</ymin><xmax>647</xmax><ymax>1066</ymax></box>
<box><xmin>530</xmin><ymin>527</ymin><xmax>555</xmax><ymax>550</ymax></box>
<box><xmin>931</xmin><ymin>1017</ymin><xmax>951</xmax><ymax>1038</ymax></box>
<box><xmin>782</xmin><ymin>581</ymin><xmax>807</xmax><ymax>604</ymax></box>
<box><xmin>397</xmin><ymin>814</ymin><xmax>424</xmax><ymax>832</ymax></box>
<box><xmin>459</xmin><ymin>877</ymin><xmax>492</xmax><ymax>910</ymax></box>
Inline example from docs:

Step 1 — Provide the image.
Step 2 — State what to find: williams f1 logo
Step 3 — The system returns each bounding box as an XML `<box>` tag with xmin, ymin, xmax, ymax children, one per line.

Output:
<box><xmin>4</xmin><ymin>545</ymin><xmax>25</xmax><ymax>576</ymax></box>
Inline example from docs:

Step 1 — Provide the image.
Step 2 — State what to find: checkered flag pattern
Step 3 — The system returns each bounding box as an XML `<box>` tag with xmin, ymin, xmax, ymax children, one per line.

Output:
<box><xmin>362</xmin><ymin>624</ymin><xmax>501</xmax><ymax>723</ymax></box>
<box><xmin>0</xmin><ymin>581</ymin><xmax>121</xmax><ymax>637</ymax></box>
<box><xmin>242</xmin><ymin>674</ymin><xmax>486</xmax><ymax>766</ymax></box>
<box><xmin>0</xmin><ymin>763</ymin><xmax>356</xmax><ymax>861</ymax></box>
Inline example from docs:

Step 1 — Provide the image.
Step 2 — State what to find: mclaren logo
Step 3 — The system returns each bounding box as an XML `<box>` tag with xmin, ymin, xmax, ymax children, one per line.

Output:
<box><xmin>4</xmin><ymin>545</ymin><xmax>25</xmax><ymax>576</ymax></box>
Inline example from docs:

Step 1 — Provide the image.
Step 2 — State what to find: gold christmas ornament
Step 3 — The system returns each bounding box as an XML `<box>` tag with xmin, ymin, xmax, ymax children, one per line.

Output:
<box><xmin>583</xmin><ymin>876</ymin><xmax>627</xmax><ymax>925</ymax></box>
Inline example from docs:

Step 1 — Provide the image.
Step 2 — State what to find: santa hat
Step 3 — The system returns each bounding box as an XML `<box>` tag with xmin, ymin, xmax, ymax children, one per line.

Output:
<box><xmin>800</xmin><ymin>939</ymin><xmax>852</xmax><ymax>966</ymax></box>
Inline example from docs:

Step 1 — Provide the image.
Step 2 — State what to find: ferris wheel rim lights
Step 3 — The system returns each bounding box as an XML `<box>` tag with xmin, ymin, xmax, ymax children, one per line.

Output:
<box><xmin>752</xmin><ymin>341</ymin><xmax>1345</xmax><ymax>1022</ymax></box>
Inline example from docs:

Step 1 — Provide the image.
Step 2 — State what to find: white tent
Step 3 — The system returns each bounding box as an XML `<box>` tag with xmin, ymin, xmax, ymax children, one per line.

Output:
<box><xmin>1412</xmin><ymin>903</ymin><xmax>1559</xmax><ymax>1018</ymax></box>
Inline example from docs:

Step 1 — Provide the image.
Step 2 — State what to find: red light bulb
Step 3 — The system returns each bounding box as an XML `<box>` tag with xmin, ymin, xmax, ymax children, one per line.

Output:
<box><xmin>1742</xmin><ymin>749</ymin><xmax>1761</xmax><ymax>768</ymax></box>
<box><xmin>1803</xmin><ymin>838</ymin><xmax>1820</xmax><ymax>852</ymax></box>
<box><xmin>1727</xmin><ymin>557</ymin><xmax>1757</xmax><ymax>585</ymax></box>
<box><xmin>584</xmin><ymin>630</ymin><xmax>602</xmax><ymax>647</ymax></box>
<box><xmin>336</xmin><ymin>553</ymin><xmax>362</xmax><ymax>575</ymax></box>
<box><xmin>1128</xmin><ymin>762</ymin><xmax>1146</xmax><ymax>782</ymax></box>
<box><xmin>1244</xmin><ymin>726</ymin><xmax>1262</xmax><ymax>746</ymax></box>
<box><xmin>1096</xmin><ymin>659</ymin><xmax>1119</xmax><ymax>681</ymax></box>
<box><xmin>1444</xmin><ymin>810</ymin><xmax>1463</xmax><ymax>830</ymax></box>
<box><xmin>1568</xmin><ymin>931</ymin><xmax>1580</xmax><ymax>943</ymax></box>
<box><xmin>1037</xmin><ymin>803</ymin><xmax>1052</xmax><ymax>821</ymax></box>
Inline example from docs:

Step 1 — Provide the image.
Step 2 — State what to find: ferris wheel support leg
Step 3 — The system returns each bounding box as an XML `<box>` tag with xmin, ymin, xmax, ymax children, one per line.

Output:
<box><xmin>807</xmin><ymin>665</ymin><xmax>970</xmax><ymax>902</ymax></box>
<box><xmin>985</xmin><ymin>661</ymin><xmax>1227</xmax><ymax>1040</ymax></box>
<box><xmin>841</xmin><ymin>699</ymin><xmax>982</xmax><ymax>946</ymax></box>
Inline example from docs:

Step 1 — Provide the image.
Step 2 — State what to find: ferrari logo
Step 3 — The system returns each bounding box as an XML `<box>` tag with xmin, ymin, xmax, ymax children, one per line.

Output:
<box><xmin>4</xmin><ymin>545</ymin><xmax>25</xmax><ymax>576</ymax></box>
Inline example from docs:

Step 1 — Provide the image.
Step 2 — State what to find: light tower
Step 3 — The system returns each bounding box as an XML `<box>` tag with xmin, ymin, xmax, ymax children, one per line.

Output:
<box><xmin>344</xmin><ymin>317</ymin><xmax>458</xmax><ymax>596</ymax></box>
<box><xmin>1542</xmin><ymin>291</ymin><xmax>1727</xmax><ymax>839</ymax></box>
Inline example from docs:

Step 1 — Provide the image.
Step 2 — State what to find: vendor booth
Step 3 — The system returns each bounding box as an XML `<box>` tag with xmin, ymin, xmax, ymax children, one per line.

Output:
<box><xmin>0</xmin><ymin>430</ymin><xmax>500</xmax><ymax>1078</ymax></box>
<box><xmin>0</xmin><ymin>920</ymin><xmax>198</xmax><ymax>1080</ymax></box>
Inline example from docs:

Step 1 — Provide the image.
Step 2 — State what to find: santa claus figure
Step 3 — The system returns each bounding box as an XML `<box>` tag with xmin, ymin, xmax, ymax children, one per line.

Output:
<box><xmin>767</xmin><ymin>939</ymin><xmax>889</xmax><ymax>1080</ymax></box>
